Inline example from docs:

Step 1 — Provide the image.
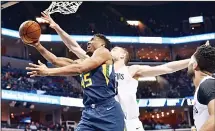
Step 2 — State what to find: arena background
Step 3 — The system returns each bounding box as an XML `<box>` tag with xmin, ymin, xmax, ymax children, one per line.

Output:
<box><xmin>1</xmin><ymin>1</ymin><xmax>215</xmax><ymax>131</ymax></box>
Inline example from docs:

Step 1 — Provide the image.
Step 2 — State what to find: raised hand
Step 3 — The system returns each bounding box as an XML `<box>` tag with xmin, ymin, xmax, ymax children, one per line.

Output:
<box><xmin>36</xmin><ymin>11</ymin><xmax>58</xmax><ymax>29</ymax></box>
<box><xmin>26</xmin><ymin>60</ymin><xmax>49</xmax><ymax>77</ymax></box>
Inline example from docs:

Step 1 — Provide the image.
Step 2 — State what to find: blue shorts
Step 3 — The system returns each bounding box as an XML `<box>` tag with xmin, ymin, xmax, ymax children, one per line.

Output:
<box><xmin>75</xmin><ymin>97</ymin><xmax>125</xmax><ymax>131</ymax></box>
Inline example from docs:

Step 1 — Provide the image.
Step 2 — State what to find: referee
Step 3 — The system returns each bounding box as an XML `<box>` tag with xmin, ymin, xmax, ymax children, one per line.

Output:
<box><xmin>187</xmin><ymin>44</ymin><xmax>215</xmax><ymax>131</ymax></box>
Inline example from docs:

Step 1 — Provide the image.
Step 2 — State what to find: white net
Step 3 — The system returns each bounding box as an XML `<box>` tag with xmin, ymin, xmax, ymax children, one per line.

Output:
<box><xmin>45</xmin><ymin>1</ymin><xmax>82</xmax><ymax>15</ymax></box>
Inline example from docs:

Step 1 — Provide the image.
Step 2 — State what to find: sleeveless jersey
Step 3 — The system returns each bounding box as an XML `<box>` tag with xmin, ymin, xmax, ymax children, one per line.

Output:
<box><xmin>115</xmin><ymin>66</ymin><xmax>139</xmax><ymax>119</ymax></box>
<box><xmin>80</xmin><ymin>64</ymin><xmax>116</xmax><ymax>106</ymax></box>
<box><xmin>193</xmin><ymin>76</ymin><xmax>215</xmax><ymax>131</ymax></box>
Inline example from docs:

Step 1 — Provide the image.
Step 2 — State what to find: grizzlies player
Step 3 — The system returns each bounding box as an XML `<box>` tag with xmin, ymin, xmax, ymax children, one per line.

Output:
<box><xmin>187</xmin><ymin>44</ymin><xmax>215</xmax><ymax>131</ymax></box>
<box><xmin>25</xmin><ymin>34</ymin><xmax>125</xmax><ymax>131</ymax></box>
<box><xmin>110</xmin><ymin>47</ymin><xmax>190</xmax><ymax>131</ymax></box>
<box><xmin>37</xmin><ymin>13</ymin><xmax>190</xmax><ymax>131</ymax></box>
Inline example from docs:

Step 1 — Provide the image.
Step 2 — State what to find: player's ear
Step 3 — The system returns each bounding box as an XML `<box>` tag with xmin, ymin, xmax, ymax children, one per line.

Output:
<box><xmin>193</xmin><ymin>62</ymin><xmax>198</xmax><ymax>70</ymax></box>
<box><xmin>120</xmin><ymin>53</ymin><xmax>125</xmax><ymax>59</ymax></box>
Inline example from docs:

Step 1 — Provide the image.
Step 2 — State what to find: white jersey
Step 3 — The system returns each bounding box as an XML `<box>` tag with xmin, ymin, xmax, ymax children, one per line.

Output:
<box><xmin>193</xmin><ymin>76</ymin><xmax>215</xmax><ymax>131</ymax></box>
<box><xmin>115</xmin><ymin>66</ymin><xmax>139</xmax><ymax>120</ymax></box>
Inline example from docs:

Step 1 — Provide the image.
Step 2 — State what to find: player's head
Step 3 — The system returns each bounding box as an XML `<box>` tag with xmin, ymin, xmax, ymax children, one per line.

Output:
<box><xmin>111</xmin><ymin>46</ymin><xmax>130</xmax><ymax>64</ymax></box>
<box><xmin>187</xmin><ymin>45</ymin><xmax>215</xmax><ymax>79</ymax></box>
<box><xmin>86</xmin><ymin>34</ymin><xmax>111</xmax><ymax>55</ymax></box>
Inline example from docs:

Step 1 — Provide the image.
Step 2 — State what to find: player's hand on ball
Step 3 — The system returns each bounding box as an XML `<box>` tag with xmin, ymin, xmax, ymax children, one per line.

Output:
<box><xmin>24</xmin><ymin>41</ymin><xmax>40</xmax><ymax>47</ymax></box>
<box><xmin>26</xmin><ymin>60</ymin><xmax>49</xmax><ymax>77</ymax></box>
<box><xmin>37</xmin><ymin>11</ymin><xmax>58</xmax><ymax>29</ymax></box>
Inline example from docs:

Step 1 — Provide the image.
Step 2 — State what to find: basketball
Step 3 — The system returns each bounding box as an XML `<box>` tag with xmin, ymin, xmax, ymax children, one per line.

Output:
<box><xmin>19</xmin><ymin>20</ymin><xmax>41</xmax><ymax>44</ymax></box>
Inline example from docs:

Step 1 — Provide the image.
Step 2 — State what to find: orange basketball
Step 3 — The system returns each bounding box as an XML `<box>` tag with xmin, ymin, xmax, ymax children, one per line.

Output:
<box><xmin>19</xmin><ymin>20</ymin><xmax>41</xmax><ymax>44</ymax></box>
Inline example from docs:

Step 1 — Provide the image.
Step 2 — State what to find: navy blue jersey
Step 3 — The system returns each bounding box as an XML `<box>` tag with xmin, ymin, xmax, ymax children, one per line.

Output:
<box><xmin>80</xmin><ymin>64</ymin><xmax>116</xmax><ymax>105</ymax></box>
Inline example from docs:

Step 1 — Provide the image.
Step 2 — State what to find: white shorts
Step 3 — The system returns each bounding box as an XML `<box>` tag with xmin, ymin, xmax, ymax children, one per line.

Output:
<box><xmin>125</xmin><ymin>118</ymin><xmax>145</xmax><ymax>131</ymax></box>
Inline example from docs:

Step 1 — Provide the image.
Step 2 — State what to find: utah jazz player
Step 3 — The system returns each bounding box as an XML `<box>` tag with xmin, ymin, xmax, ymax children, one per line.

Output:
<box><xmin>36</xmin><ymin>12</ymin><xmax>190</xmax><ymax>131</ymax></box>
<box><xmin>26</xmin><ymin>34</ymin><xmax>125</xmax><ymax>131</ymax></box>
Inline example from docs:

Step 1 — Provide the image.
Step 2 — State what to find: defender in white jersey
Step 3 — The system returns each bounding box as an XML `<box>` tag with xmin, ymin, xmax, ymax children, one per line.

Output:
<box><xmin>111</xmin><ymin>47</ymin><xmax>190</xmax><ymax>131</ymax></box>
<box><xmin>37</xmin><ymin>13</ymin><xmax>190</xmax><ymax>131</ymax></box>
<box><xmin>187</xmin><ymin>44</ymin><xmax>215</xmax><ymax>131</ymax></box>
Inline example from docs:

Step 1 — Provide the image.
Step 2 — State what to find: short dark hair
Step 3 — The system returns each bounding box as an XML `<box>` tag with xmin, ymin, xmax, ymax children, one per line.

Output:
<box><xmin>94</xmin><ymin>34</ymin><xmax>111</xmax><ymax>50</ymax></box>
<box><xmin>194</xmin><ymin>45</ymin><xmax>215</xmax><ymax>73</ymax></box>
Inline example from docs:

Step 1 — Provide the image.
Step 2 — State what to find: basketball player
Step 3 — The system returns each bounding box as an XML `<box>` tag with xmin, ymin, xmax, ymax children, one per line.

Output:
<box><xmin>37</xmin><ymin>12</ymin><xmax>191</xmax><ymax>131</ymax></box>
<box><xmin>25</xmin><ymin>34</ymin><xmax>125</xmax><ymax>131</ymax></box>
<box><xmin>187</xmin><ymin>44</ymin><xmax>215</xmax><ymax>131</ymax></box>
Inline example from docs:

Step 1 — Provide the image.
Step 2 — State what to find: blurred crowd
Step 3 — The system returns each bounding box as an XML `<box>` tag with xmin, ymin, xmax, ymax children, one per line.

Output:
<box><xmin>1</xmin><ymin>121</ymin><xmax>73</xmax><ymax>131</ymax></box>
<box><xmin>2</xmin><ymin>65</ymin><xmax>83</xmax><ymax>98</ymax></box>
<box><xmin>142</xmin><ymin>118</ymin><xmax>190</xmax><ymax>130</ymax></box>
<box><xmin>136</xmin><ymin>69</ymin><xmax>194</xmax><ymax>99</ymax></box>
<box><xmin>1</xmin><ymin>118</ymin><xmax>190</xmax><ymax>131</ymax></box>
<box><xmin>164</xmin><ymin>69</ymin><xmax>194</xmax><ymax>98</ymax></box>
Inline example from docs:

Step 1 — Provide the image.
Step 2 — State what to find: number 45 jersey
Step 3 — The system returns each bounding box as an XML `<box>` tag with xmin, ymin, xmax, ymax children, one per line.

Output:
<box><xmin>80</xmin><ymin>64</ymin><xmax>116</xmax><ymax>106</ymax></box>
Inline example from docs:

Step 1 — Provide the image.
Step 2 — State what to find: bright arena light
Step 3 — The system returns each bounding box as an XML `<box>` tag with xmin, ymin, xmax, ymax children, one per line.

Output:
<box><xmin>171</xmin><ymin>109</ymin><xmax>175</xmax><ymax>113</ymax></box>
<box><xmin>189</xmin><ymin>16</ymin><xmax>203</xmax><ymax>24</ymax></box>
<box><xmin>127</xmin><ymin>20</ymin><xmax>139</xmax><ymax>26</ymax></box>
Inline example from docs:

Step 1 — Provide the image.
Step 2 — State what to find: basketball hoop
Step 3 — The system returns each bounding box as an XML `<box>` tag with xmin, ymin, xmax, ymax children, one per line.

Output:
<box><xmin>44</xmin><ymin>1</ymin><xmax>82</xmax><ymax>15</ymax></box>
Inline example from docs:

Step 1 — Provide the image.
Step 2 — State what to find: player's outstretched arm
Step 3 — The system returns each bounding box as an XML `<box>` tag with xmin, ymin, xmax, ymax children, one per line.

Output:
<box><xmin>129</xmin><ymin>59</ymin><xmax>190</xmax><ymax>77</ymax></box>
<box><xmin>26</xmin><ymin>47</ymin><xmax>111</xmax><ymax>77</ymax></box>
<box><xmin>38</xmin><ymin>12</ymin><xmax>88</xmax><ymax>59</ymax></box>
<box><xmin>28</xmin><ymin>41</ymin><xmax>76</xmax><ymax>67</ymax></box>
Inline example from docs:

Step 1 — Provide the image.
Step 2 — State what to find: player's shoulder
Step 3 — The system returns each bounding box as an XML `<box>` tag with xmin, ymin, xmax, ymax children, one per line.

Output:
<box><xmin>128</xmin><ymin>65</ymin><xmax>152</xmax><ymax>77</ymax></box>
<box><xmin>199</xmin><ymin>78</ymin><xmax>215</xmax><ymax>95</ymax></box>
<box><xmin>128</xmin><ymin>65</ymin><xmax>150</xmax><ymax>71</ymax></box>
<box><xmin>198</xmin><ymin>78</ymin><xmax>215</xmax><ymax>98</ymax></box>
<box><xmin>93</xmin><ymin>47</ymin><xmax>112</xmax><ymax>64</ymax></box>
<box><xmin>96</xmin><ymin>46</ymin><xmax>110</xmax><ymax>53</ymax></box>
<box><xmin>128</xmin><ymin>65</ymin><xmax>140</xmax><ymax>70</ymax></box>
<box><xmin>128</xmin><ymin>65</ymin><xmax>137</xmax><ymax>72</ymax></box>
<box><xmin>128</xmin><ymin>65</ymin><xmax>142</xmax><ymax>77</ymax></box>
<box><xmin>94</xmin><ymin>47</ymin><xmax>111</xmax><ymax>57</ymax></box>
<box><xmin>198</xmin><ymin>78</ymin><xmax>215</xmax><ymax>105</ymax></box>
<box><xmin>200</xmin><ymin>78</ymin><xmax>215</xmax><ymax>89</ymax></box>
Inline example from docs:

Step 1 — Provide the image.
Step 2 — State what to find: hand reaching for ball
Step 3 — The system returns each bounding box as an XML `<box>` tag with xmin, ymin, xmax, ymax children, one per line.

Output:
<box><xmin>36</xmin><ymin>11</ymin><xmax>58</xmax><ymax>29</ymax></box>
<box><xmin>26</xmin><ymin>60</ymin><xmax>49</xmax><ymax>77</ymax></box>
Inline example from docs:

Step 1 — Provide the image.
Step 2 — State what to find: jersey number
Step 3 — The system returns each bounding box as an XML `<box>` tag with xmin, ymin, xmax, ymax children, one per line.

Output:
<box><xmin>81</xmin><ymin>73</ymin><xmax>92</xmax><ymax>88</ymax></box>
